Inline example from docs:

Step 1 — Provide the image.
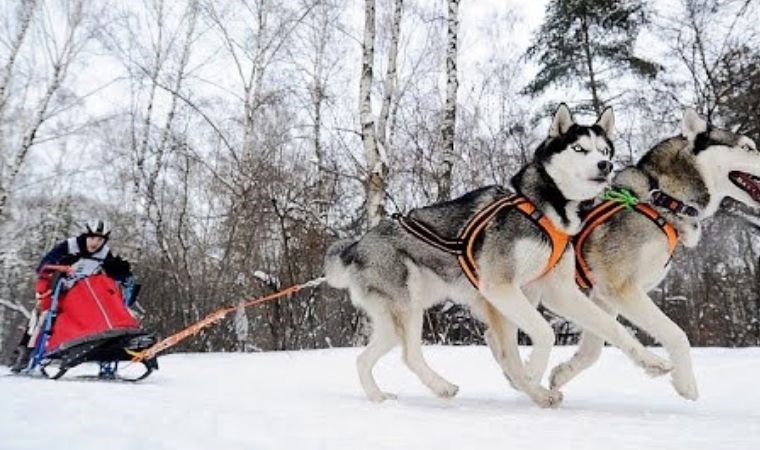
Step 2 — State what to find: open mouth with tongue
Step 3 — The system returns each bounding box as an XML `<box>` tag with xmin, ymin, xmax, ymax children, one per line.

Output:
<box><xmin>729</xmin><ymin>171</ymin><xmax>760</xmax><ymax>203</ymax></box>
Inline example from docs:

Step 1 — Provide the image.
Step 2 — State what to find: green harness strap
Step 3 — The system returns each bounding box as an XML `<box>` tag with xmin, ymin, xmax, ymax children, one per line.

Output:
<box><xmin>602</xmin><ymin>187</ymin><xmax>639</xmax><ymax>209</ymax></box>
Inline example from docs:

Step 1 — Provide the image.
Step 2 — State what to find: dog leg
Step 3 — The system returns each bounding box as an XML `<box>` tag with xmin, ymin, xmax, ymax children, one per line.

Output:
<box><xmin>480</xmin><ymin>282</ymin><xmax>563</xmax><ymax>408</ymax></box>
<box><xmin>481</xmin><ymin>285</ymin><xmax>547</xmax><ymax>386</ymax></box>
<box><xmin>399</xmin><ymin>307</ymin><xmax>459</xmax><ymax>398</ymax></box>
<box><xmin>549</xmin><ymin>292</ymin><xmax>615</xmax><ymax>390</ymax></box>
<box><xmin>357</xmin><ymin>309</ymin><xmax>399</xmax><ymax>402</ymax></box>
<box><xmin>480</xmin><ymin>301</ymin><xmax>520</xmax><ymax>389</ymax></box>
<box><xmin>540</xmin><ymin>285</ymin><xmax>673</xmax><ymax>379</ymax></box>
<box><xmin>469</xmin><ymin>295</ymin><xmax>521</xmax><ymax>389</ymax></box>
<box><xmin>615</xmin><ymin>288</ymin><xmax>699</xmax><ymax>400</ymax></box>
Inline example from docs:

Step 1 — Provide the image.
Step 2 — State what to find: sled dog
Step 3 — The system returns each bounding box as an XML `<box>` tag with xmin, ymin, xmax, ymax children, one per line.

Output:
<box><xmin>325</xmin><ymin>104</ymin><xmax>672</xmax><ymax>408</ymax></box>
<box><xmin>540</xmin><ymin>109</ymin><xmax>759</xmax><ymax>400</ymax></box>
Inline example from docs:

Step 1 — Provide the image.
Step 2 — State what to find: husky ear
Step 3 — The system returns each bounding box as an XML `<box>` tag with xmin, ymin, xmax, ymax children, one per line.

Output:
<box><xmin>549</xmin><ymin>103</ymin><xmax>574</xmax><ymax>137</ymax></box>
<box><xmin>595</xmin><ymin>106</ymin><xmax>615</xmax><ymax>138</ymax></box>
<box><xmin>682</xmin><ymin>108</ymin><xmax>707</xmax><ymax>140</ymax></box>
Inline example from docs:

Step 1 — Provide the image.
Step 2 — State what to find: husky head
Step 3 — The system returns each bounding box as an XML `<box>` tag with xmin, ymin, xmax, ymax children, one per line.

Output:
<box><xmin>683</xmin><ymin>109</ymin><xmax>760</xmax><ymax>215</ymax></box>
<box><xmin>535</xmin><ymin>103</ymin><xmax>616</xmax><ymax>201</ymax></box>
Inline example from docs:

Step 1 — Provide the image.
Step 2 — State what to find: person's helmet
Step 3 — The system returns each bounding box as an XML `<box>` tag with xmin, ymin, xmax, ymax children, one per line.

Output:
<box><xmin>83</xmin><ymin>219</ymin><xmax>111</xmax><ymax>238</ymax></box>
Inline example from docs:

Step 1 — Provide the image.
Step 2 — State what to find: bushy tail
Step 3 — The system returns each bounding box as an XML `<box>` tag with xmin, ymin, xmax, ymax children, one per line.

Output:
<box><xmin>324</xmin><ymin>239</ymin><xmax>357</xmax><ymax>289</ymax></box>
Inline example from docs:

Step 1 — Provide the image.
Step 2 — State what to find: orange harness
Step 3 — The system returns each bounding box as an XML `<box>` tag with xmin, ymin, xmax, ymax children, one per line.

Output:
<box><xmin>393</xmin><ymin>194</ymin><xmax>570</xmax><ymax>289</ymax></box>
<box><xmin>574</xmin><ymin>200</ymin><xmax>679</xmax><ymax>289</ymax></box>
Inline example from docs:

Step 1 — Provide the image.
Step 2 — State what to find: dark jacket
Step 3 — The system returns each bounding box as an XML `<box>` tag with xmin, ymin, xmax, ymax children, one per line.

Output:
<box><xmin>37</xmin><ymin>234</ymin><xmax>131</xmax><ymax>282</ymax></box>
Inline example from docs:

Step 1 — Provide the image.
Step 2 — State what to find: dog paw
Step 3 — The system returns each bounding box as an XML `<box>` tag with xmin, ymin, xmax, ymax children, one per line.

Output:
<box><xmin>367</xmin><ymin>391</ymin><xmax>398</xmax><ymax>403</ymax></box>
<box><xmin>548</xmin><ymin>363</ymin><xmax>573</xmax><ymax>390</ymax></box>
<box><xmin>672</xmin><ymin>373</ymin><xmax>699</xmax><ymax>401</ymax></box>
<box><xmin>643</xmin><ymin>355</ymin><xmax>673</xmax><ymax>377</ymax></box>
<box><xmin>529</xmin><ymin>387</ymin><xmax>563</xmax><ymax>409</ymax></box>
<box><xmin>433</xmin><ymin>382</ymin><xmax>460</xmax><ymax>399</ymax></box>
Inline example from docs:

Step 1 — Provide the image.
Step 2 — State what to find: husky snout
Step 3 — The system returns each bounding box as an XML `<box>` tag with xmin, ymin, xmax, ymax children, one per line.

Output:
<box><xmin>597</xmin><ymin>160</ymin><xmax>613</xmax><ymax>175</ymax></box>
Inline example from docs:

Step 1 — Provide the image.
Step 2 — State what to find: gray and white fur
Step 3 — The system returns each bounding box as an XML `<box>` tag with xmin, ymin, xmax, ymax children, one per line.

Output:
<box><xmin>535</xmin><ymin>109</ymin><xmax>759</xmax><ymax>401</ymax></box>
<box><xmin>325</xmin><ymin>104</ymin><xmax>672</xmax><ymax>408</ymax></box>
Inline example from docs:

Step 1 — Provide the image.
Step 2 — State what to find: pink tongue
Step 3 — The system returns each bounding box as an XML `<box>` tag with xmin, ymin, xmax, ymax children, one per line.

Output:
<box><xmin>739</xmin><ymin>173</ymin><xmax>760</xmax><ymax>202</ymax></box>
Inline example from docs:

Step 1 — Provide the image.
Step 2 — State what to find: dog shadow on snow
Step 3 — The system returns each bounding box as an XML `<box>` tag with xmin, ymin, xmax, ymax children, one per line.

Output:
<box><xmin>335</xmin><ymin>391</ymin><xmax>747</xmax><ymax>421</ymax></box>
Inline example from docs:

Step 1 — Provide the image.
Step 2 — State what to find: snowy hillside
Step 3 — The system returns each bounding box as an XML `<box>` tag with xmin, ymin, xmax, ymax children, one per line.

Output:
<box><xmin>2</xmin><ymin>346</ymin><xmax>759</xmax><ymax>449</ymax></box>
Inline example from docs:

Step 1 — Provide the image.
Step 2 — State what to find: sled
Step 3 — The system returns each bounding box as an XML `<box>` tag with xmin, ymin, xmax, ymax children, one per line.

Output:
<box><xmin>23</xmin><ymin>271</ymin><xmax>158</xmax><ymax>382</ymax></box>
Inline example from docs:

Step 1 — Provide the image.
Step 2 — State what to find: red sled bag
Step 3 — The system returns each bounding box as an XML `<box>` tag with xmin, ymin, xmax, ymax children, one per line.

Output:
<box><xmin>45</xmin><ymin>273</ymin><xmax>142</xmax><ymax>353</ymax></box>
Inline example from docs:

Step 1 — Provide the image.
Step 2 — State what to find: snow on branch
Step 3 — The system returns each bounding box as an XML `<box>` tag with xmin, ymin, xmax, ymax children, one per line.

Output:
<box><xmin>254</xmin><ymin>270</ymin><xmax>280</xmax><ymax>288</ymax></box>
<box><xmin>0</xmin><ymin>298</ymin><xmax>31</xmax><ymax>319</ymax></box>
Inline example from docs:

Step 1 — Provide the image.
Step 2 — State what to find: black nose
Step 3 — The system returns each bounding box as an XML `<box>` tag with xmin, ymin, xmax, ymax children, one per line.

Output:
<box><xmin>597</xmin><ymin>160</ymin><xmax>613</xmax><ymax>175</ymax></box>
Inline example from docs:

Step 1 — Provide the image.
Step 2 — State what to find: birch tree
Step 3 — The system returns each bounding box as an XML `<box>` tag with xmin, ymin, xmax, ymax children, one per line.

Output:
<box><xmin>145</xmin><ymin>0</ymin><xmax>199</xmax><ymax>245</ymax></box>
<box><xmin>376</xmin><ymin>0</ymin><xmax>403</xmax><ymax>164</ymax></box>
<box><xmin>437</xmin><ymin>0</ymin><xmax>458</xmax><ymax>202</ymax></box>
<box><xmin>360</xmin><ymin>0</ymin><xmax>387</xmax><ymax>227</ymax></box>
<box><xmin>0</xmin><ymin>0</ymin><xmax>93</xmax><ymax>221</ymax></box>
<box><xmin>0</xmin><ymin>0</ymin><xmax>37</xmax><ymax>155</ymax></box>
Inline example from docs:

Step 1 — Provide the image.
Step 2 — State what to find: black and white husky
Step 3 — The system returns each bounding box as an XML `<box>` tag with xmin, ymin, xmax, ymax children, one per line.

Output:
<box><xmin>325</xmin><ymin>105</ymin><xmax>672</xmax><ymax>408</ymax></box>
<box><xmin>541</xmin><ymin>109</ymin><xmax>760</xmax><ymax>400</ymax></box>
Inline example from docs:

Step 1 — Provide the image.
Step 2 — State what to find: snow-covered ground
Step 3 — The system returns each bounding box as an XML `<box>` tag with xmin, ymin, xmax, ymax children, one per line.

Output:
<box><xmin>1</xmin><ymin>346</ymin><xmax>759</xmax><ymax>449</ymax></box>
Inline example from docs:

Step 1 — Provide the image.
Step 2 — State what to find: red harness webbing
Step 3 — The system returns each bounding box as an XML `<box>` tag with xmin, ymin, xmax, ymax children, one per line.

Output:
<box><xmin>395</xmin><ymin>195</ymin><xmax>570</xmax><ymax>289</ymax></box>
<box><xmin>574</xmin><ymin>200</ymin><xmax>679</xmax><ymax>289</ymax></box>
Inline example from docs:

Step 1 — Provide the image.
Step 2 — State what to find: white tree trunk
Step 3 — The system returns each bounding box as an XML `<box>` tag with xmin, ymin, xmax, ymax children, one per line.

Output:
<box><xmin>360</xmin><ymin>0</ymin><xmax>387</xmax><ymax>227</ymax></box>
<box><xmin>438</xmin><ymin>0</ymin><xmax>459</xmax><ymax>202</ymax></box>
<box><xmin>308</xmin><ymin>4</ymin><xmax>331</xmax><ymax>225</ymax></box>
<box><xmin>135</xmin><ymin>0</ymin><xmax>166</xmax><ymax>196</ymax></box>
<box><xmin>146</xmin><ymin>0</ymin><xmax>198</xmax><ymax>219</ymax></box>
<box><xmin>0</xmin><ymin>1</ymin><xmax>85</xmax><ymax>221</ymax></box>
<box><xmin>234</xmin><ymin>301</ymin><xmax>249</xmax><ymax>351</ymax></box>
<box><xmin>377</xmin><ymin>0</ymin><xmax>403</xmax><ymax>154</ymax></box>
<box><xmin>0</xmin><ymin>0</ymin><xmax>37</xmax><ymax>115</ymax></box>
<box><xmin>0</xmin><ymin>0</ymin><xmax>33</xmax><ymax>209</ymax></box>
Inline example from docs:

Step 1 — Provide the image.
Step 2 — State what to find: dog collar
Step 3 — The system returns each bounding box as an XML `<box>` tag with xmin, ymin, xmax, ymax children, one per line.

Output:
<box><xmin>644</xmin><ymin>174</ymin><xmax>700</xmax><ymax>218</ymax></box>
<box><xmin>649</xmin><ymin>190</ymin><xmax>700</xmax><ymax>217</ymax></box>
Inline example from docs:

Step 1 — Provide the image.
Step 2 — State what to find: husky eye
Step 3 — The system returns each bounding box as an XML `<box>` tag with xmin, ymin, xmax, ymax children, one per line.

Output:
<box><xmin>572</xmin><ymin>144</ymin><xmax>588</xmax><ymax>154</ymax></box>
<box><xmin>742</xmin><ymin>143</ymin><xmax>756</xmax><ymax>152</ymax></box>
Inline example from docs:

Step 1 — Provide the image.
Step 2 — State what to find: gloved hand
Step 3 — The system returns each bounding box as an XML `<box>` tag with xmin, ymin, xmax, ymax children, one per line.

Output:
<box><xmin>103</xmin><ymin>256</ymin><xmax>132</xmax><ymax>280</ymax></box>
<box><xmin>39</xmin><ymin>264</ymin><xmax>73</xmax><ymax>275</ymax></box>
